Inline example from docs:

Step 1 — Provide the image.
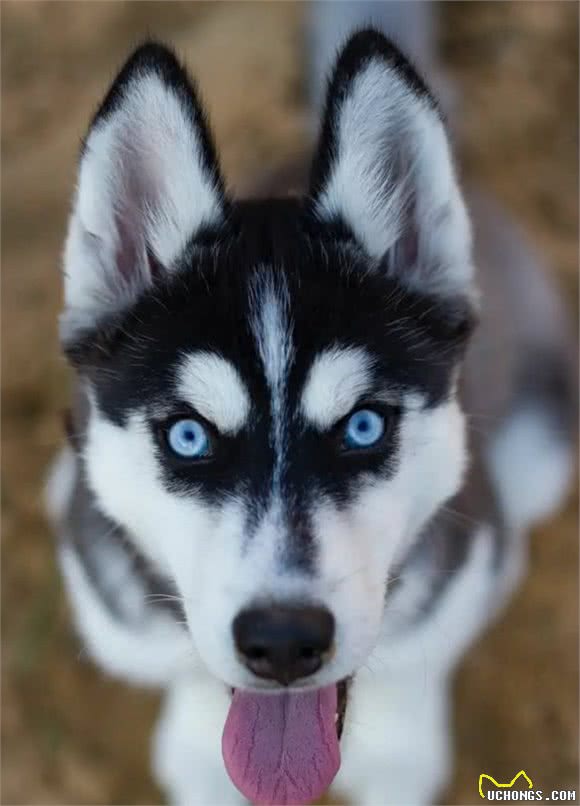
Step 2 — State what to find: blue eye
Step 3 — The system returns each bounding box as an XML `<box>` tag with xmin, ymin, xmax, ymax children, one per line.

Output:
<box><xmin>166</xmin><ymin>418</ymin><xmax>211</xmax><ymax>459</ymax></box>
<box><xmin>343</xmin><ymin>409</ymin><xmax>385</xmax><ymax>450</ymax></box>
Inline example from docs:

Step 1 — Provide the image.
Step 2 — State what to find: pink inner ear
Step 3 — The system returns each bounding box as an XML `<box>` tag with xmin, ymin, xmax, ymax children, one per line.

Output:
<box><xmin>114</xmin><ymin>210</ymin><xmax>144</xmax><ymax>284</ymax></box>
<box><xmin>389</xmin><ymin>225</ymin><xmax>419</xmax><ymax>276</ymax></box>
<box><xmin>111</xmin><ymin>141</ymin><xmax>155</xmax><ymax>286</ymax></box>
<box><xmin>146</xmin><ymin>245</ymin><xmax>166</xmax><ymax>282</ymax></box>
<box><xmin>384</xmin><ymin>185</ymin><xmax>419</xmax><ymax>277</ymax></box>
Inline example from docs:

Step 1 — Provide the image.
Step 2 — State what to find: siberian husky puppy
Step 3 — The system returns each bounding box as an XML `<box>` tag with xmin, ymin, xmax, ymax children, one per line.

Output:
<box><xmin>47</xmin><ymin>3</ymin><xmax>575</xmax><ymax>804</ymax></box>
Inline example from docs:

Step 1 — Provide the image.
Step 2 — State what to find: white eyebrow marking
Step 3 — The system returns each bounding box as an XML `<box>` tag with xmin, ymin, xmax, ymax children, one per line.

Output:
<box><xmin>175</xmin><ymin>351</ymin><xmax>250</xmax><ymax>434</ymax></box>
<box><xmin>301</xmin><ymin>346</ymin><xmax>374</xmax><ymax>429</ymax></box>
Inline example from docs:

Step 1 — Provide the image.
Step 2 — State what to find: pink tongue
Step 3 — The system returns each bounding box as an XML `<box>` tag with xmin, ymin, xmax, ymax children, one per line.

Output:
<box><xmin>222</xmin><ymin>685</ymin><xmax>340</xmax><ymax>805</ymax></box>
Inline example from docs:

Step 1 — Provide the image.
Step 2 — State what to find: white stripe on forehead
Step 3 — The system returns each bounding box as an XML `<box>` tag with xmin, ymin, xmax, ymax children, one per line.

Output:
<box><xmin>249</xmin><ymin>268</ymin><xmax>293</xmax><ymax>488</ymax></box>
<box><xmin>250</xmin><ymin>269</ymin><xmax>293</xmax><ymax>394</ymax></box>
<box><xmin>175</xmin><ymin>351</ymin><xmax>250</xmax><ymax>434</ymax></box>
<box><xmin>301</xmin><ymin>346</ymin><xmax>374</xmax><ymax>429</ymax></box>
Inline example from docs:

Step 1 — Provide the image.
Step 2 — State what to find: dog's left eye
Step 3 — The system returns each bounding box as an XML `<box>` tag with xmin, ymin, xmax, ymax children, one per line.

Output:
<box><xmin>166</xmin><ymin>418</ymin><xmax>211</xmax><ymax>459</ymax></box>
<box><xmin>342</xmin><ymin>409</ymin><xmax>385</xmax><ymax>450</ymax></box>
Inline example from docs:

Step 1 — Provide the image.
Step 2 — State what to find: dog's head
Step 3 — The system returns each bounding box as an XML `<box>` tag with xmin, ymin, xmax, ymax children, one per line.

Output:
<box><xmin>62</xmin><ymin>32</ymin><xmax>475</xmax><ymax>693</ymax></box>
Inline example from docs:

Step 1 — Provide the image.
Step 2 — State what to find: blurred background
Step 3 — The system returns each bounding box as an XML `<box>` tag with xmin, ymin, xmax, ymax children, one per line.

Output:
<box><xmin>1</xmin><ymin>2</ymin><xmax>578</xmax><ymax>804</ymax></box>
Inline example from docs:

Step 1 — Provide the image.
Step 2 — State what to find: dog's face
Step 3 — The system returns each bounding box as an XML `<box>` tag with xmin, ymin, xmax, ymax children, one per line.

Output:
<box><xmin>62</xmin><ymin>35</ymin><xmax>475</xmax><ymax>691</ymax></box>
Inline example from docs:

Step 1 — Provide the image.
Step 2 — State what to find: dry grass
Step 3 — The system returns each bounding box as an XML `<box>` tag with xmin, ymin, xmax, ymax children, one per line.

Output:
<box><xmin>1</xmin><ymin>2</ymin><xmax>578</xmax><ymax>804</ymax></box>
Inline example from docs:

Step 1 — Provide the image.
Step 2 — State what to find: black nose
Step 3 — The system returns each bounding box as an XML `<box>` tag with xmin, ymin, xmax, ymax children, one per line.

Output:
<box><xmin>233</xmin><ymin>605</ymin><xmax>335</xmax><ymax>685</ymax></box>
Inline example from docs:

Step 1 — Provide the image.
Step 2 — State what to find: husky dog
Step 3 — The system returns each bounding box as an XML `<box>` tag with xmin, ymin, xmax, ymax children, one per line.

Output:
<box><xmin>47</xmin><ymin>3</ymin><xmax>575</xmax><ymax>804</ymax></box>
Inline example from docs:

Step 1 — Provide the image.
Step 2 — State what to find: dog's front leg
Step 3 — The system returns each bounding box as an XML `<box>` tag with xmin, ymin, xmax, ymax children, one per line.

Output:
<box><xmin>152</xmin><ymin>675</ymin><xmax>246</xmax><ymax>806</ymax></box>
<box><xmin>331</xmin><ymin>666</ymin><xmax>452</xmax><ymax>806</ymax></box>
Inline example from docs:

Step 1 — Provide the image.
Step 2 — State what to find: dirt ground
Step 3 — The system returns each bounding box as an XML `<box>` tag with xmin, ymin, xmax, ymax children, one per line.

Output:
<box><xmin>1</xmin><ymin>2</ymin><xmax>578</xmax><ymax>805</ymax></box>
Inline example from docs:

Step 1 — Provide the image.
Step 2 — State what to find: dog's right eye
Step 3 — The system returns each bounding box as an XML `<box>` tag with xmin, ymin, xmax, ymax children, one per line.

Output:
<box><xmin>341</xmin><ymin>408</ymin><xmax>385</xmax><ymax>450</ymax></box>
<box><xmin>166</xmin><ymin>418</ymin><xmax>212</xmax><ymax>459</ymax></box>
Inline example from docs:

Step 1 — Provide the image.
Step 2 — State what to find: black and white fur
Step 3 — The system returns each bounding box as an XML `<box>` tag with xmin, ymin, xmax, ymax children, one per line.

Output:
<box><xmin>47</xmin><ymin>4</ymin><xmax>576</xmax><ymax>804</ymax></box>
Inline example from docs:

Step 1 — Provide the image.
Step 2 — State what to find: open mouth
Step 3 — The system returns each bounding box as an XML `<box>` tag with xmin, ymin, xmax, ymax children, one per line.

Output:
<box><xmin>222</xmin><ymin>679</ymin><xmax>349</xmax><ymax>805</ymax></box>
<box><xmin>335</xmin><ymin>677</ymin><xmax>348</xmax><ymax>739</ymax></box>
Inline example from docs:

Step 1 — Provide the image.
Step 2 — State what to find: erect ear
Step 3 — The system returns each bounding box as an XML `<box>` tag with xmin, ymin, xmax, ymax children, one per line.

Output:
<box><xmin>309</xmin><ymin>30</ymin><xmax>474</xmax><ymax>300</ymax></box>
<box><xmin>62</xmin><ymin>42</ymin><xmax>227</xmax><ymax>342</ymax></box>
